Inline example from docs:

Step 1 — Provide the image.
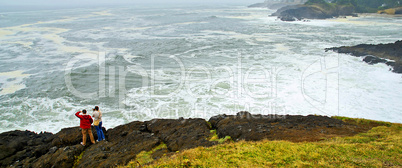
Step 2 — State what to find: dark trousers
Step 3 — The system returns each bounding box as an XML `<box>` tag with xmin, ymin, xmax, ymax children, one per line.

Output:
<box><xmin>95</xmin><ymin>121</ymin><xmax>105</xmax><ymax>141</ymax></box>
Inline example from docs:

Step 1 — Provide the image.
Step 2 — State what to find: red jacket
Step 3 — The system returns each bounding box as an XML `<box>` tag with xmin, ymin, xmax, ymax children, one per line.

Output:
<box><xmin>75</xmin><ymin>111</ymin><xmax>93</xmax><ymax>129</ymax></box>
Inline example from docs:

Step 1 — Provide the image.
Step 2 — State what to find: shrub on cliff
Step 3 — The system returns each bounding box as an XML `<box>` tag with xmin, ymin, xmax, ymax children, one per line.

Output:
<box><xmin>305</xmin><ymin>0</ymin><xmax>334</xmax><ymax>10</ymax></box>
<box><xmin>343</xmin><ymin>0</ymin><xmax>401</xmax><ymax>13</ymax></box>
<box><xmin>305</xmin><ymin>0</ymin><xmax>328</xmax><ymax>5</ymax></box>
<box><xmin>305</xmin><ymin>0</ymin><xmax>402</xmax><ymax>13</ymax></box>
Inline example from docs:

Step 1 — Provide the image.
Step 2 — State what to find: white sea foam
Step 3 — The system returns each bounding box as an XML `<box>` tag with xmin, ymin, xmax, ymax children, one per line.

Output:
<box><xmin>329</xmin><ymin>15</ymin><xmax>402</xmax><ymax>26</ymax></box>
<box><xmin>337</xmin><ymin>54</ymin><xmax>402</xmax><ymax>123</ymax></box>
<box><xmin>0</xmin><ymin>6</ymin><xmax>401</xmax><ymax>134</ymax></box>
<box><xmin>0</xmin><ymin>95</ymin><xmax>129</xmax><ymax>133</ymax></box>
<box><xmin>0</xmin><ymin>71</ymin><xmax>31</xmax><ymax>96</ymax></box>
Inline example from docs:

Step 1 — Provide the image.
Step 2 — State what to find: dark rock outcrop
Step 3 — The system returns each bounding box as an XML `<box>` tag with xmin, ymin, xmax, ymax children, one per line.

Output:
<box><xmin>363</xmin><ymin>56</ymin><xmax>388</xmax><ymax>65</ymax></box>
<box><xmin>145</xmin><ymin>118</ymin><xmax>216</xmax><ymax>152</ymax></box>
<box><xmin>0</xmin><ymin>118</ymin><xmax>217</xmax><ymax>168</ymax></box>
<box><xmin>273</xmin><ymin>5</ymin><xmax>331</xmax><ymax>21</ymax></box>
<box><xmin>272</xmin><ymin>4</ymin><xmax>356</xmax><ymax>21</ymax></box>
<box><xmin>209</xmin><ymin>111</ymin><xmax>360</xmax><ymax>142</ymax></box>
<box><xmin>0</xmin><ymin>112</ymin><xmax>384</xmax><ymax>167</ymax></box>
<box><xmin>77</xmin><ymin>131</ymin><xmax>160</xmax><ymax>168</ymax></box>
<box><xmin>51</xmin><ymin>126</ymin><xmax>103</xmax><ymax>147</ymax></box>
<box><xmin>326</xmin><ymin>40</ymin><xmax>402</xmax><ymax>73</ymax></box>
<box><xmin>0</xmin><ymin>130</ymin><xmax>53</xmax><ymax>167</ymax></box>
<box><xmin>32</xmin><ymin>145</ymin><xmax>85</xmax><ymax>168</ymax></box>
<box><xmin>72</xmin><ymin>121</ymin><xmax>161</xmax><ymax>168</ymax></box>
<box><xmin>0</xmin><ymin>127</ymin><xmax>108</xmax><ymax>168</ymax></box>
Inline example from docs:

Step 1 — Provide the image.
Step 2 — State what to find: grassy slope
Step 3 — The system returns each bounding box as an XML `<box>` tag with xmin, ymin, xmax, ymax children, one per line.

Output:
<box><xmin>378</xmin><ymin>7</ymin><xmax>402</xmax><ymax>14</ymax></box>
<box><xmin>122</xmin><ymin>117</ymin><xmax>401</xmax><ymax>167</ymax></box>
<box><xmin>306</xmin><ymin>0</ymin><xmax>402</xmax><ymax>14</ymax></box>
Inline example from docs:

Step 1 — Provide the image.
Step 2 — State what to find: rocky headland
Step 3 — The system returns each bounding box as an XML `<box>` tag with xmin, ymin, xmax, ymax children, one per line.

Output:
<box><xmin>271</xmin><ymin>3</ymin><xmax>356</xmax><ymax>21</ymax></box>
<box><xmin>326</xmin><ymin>40</ymin><xmax>402</xmax><ymax>73</ymax></box>
<box><xmin>267</xmin><ymin>0</ymin><xmax>402</xmax><ymax>21</ymax></box>
<box><xmin>0</xmin><ymin>112</ymin><xmax>388</xmax><ymax>168</ymax></box>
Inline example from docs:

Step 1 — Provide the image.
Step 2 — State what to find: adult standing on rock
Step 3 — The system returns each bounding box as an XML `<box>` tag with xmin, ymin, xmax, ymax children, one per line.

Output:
<box><xmin>75</xmin><ymin>109</ymin><xmax>95</xmax><ymax>146</ymax></box>
<box><xmin>93</xmin><ymin>106</ymin><xmax>105</xmax><ymax>141</ymax></box>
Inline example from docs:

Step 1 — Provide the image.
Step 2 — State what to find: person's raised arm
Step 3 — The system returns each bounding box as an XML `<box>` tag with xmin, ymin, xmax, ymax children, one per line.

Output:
<box><xmin>75</xmin><ymin>111</ymin><xmax>83</xmax><ymax>119</ymax></box>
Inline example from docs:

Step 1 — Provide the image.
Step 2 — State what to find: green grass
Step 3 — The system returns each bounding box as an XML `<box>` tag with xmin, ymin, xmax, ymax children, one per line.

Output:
<box><xmin>122</xmin><ymin>143</ymin><xmax>168</xmax><ymax>168</ymax></box>
<box><xmin>209</xmin><ymin>130</ymin><xmax>233</xmax><ymax>144</ymax></box>
<box><xmin>73</xmin><ymin>151</ymin><xmax>85</xmax><ymax>168</ymax></box>
<box><xmin>141</xmin><ymin>119</ymin><xmax>401</xmax><ymax>167</ymax></box>
<box><xmin>332</xmin><ymin>116</ymin><xmax>393</xmax><ymax>127</ymax></box>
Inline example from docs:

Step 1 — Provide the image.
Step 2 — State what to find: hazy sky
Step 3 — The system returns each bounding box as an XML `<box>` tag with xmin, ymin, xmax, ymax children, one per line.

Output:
<box><xmin>0</xmin><ymin>0</ymin><xmax>262</xmax><ymax>6</ymax></box>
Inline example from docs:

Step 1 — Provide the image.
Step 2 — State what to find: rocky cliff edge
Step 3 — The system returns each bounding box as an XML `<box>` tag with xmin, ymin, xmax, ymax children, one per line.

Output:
<box><xmin>0</xmin><ymin>112</ymin><xmax>385</xmax><ymax>168</ymax></box>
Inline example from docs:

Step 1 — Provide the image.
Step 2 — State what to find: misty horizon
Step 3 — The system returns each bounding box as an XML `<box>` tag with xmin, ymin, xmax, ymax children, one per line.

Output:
<box><xmin>0</xmin><ymin>0</ymin><xmax>262</xmax><ymax>12</ymax></box>
<box><xmin>0</xmin><ymin>0</ymin><xmax>262</xmax><ymax>6</ymax></box>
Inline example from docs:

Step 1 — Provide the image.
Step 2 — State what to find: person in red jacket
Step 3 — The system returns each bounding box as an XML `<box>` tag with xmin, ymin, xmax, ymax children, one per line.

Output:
<box><xmin>75</xmin><ymin>110</ymin><xmax>95</xmax><ymax>146</ymax></box>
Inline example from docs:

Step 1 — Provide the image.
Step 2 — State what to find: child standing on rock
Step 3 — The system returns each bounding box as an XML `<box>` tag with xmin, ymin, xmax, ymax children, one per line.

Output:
<box><xmin>75</xmin><ymin>109</ymin><xmax>95</xmax><ymax>146</ymax></box>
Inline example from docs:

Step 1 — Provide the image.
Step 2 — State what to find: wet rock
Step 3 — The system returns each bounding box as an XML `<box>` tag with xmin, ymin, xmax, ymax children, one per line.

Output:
<box><xmin>279</xmin><ymin>15</ymin><xmax>297</xmax><ymax>21</ymax></box>
<box><xmin>32</xmin><ymin>145</ymin><xmax>85</xmax><ymax>168</ymax></box>
<box><xmin>363</xmin><ymin>56</ymin><xmax>388</xmax><ymax>65</ymax></box>
<box><xmin>326</xmin><ymin>40</ymin><xmax>402</xmax><ymax>73</ymax></box>
<box><xmin>0</xmin><ymin>130</ymin><xmax>53</xmax><ymax>167</ymax></box>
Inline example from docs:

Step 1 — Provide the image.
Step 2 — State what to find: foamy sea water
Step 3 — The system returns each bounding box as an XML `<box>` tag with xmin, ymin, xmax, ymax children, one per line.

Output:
<box><xmin>0</xmin><ymin>5</ymin><xmax>401</xmax><ymax>133</ymax></box>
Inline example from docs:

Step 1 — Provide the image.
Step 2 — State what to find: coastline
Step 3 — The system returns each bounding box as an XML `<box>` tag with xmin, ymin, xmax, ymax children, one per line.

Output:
<box><xmin>0</xmin><ymin>112</ymin><xmax>397</xmax><ymax>168</ymax></box>
<box><xmin>0</xmin><ymin>4</ymin><xmax>401</xmax><ymax>167</ymax></box>
<box><xmin>326</xmin><ymin>40</ymin><xmax>402</xmax><ymax>74</ymax></box>
<box><xmin>328</xmin><ymin>13</ymin><xmax>402</xmax><ymax>25</ymax></box>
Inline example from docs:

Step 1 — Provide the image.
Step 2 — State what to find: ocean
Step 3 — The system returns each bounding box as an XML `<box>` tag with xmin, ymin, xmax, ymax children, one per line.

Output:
<box><xmin>0</xmin><ymin>5</ymin><xmax>401</xmax><ymax>133</ymax></box>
